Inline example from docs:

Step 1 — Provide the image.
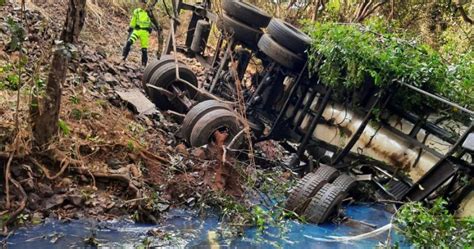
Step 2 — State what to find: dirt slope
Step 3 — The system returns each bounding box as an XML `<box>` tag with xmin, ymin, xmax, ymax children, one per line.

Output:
<box><xmin>0</xmin><ymin>0</ymin><xmax>261</xmax><ymax>234</ymax></box>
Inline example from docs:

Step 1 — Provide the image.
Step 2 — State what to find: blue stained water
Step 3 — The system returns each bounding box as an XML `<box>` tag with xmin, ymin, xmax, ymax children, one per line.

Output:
<box><xmin>4</xmin><ymin>203</ymin><xmax>411</xmax><ymax>248</ymax></box>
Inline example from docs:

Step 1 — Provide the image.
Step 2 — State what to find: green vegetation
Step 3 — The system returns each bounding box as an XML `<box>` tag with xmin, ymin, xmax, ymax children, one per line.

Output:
<box><xmin>0</xmin><ymin>63</ymin><xmax>20</xmax><ymax>90</ymax></box>
<box><xmin>305</xmin><ymin>21</ymin><xmax>473</xmax><ymax>115</ymax></box>
<box><xmin>395</xmin><ymin>199</ymin><xmax>474</xmax><ymax>248</ymax></box>
<box><xmin>6</xmin><ymin>17</ymin><xmax>25</xmax><ymax>52</ymax></box>
<box><xmin>58</xmin><ymin>119</ymin><xmax>71</xmax><ymax>135</ymax></box>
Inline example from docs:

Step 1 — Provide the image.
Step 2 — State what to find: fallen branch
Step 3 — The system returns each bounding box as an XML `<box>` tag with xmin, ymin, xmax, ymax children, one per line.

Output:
<box><xmin>227</xmin><ymin>128</ymin><xmax>246</xmax><ymax>150</ymax></box>
<box><xmin>123</xmin><ymin>196</ymin><xmax>149</xmax><ymax>204</ymax></box>
<box><xmin>376</xmin><ymin>199</ymin><xmax>406</xmax><ymax>205</ymax></box>
<box><xmin>456</xmin><ymin>2</ymin><xmax>474</xmax><ymax>24</ymax></box>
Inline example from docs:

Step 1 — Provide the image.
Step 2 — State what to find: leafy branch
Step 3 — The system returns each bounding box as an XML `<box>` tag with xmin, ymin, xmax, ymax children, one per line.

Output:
<box><xmin>394</xmin><ymin>198</ymin><xmax>474</xmax><ymax>248</ymax></box>
<box><xmin>305</xmin><ymin>21</ymin><xmax>473</xmax><ymax>116</ymax></box>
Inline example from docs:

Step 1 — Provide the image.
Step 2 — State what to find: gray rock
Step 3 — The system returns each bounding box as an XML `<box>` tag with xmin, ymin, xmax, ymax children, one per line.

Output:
<box><xmin>116</xmin><ymin>88</ymin><xmax>157</xmax><ymax>115</ymax></box>
<box><xmin>107</xmin><ymin>158</ymin><xmax>126</xmax><ymax>169</ymax></box>
<box><xmin>38</xmin><ymin>182</ymin><xmax>54</xmax><ymax>197</ymax></box>
<box><xmin>67</xmin><ymin>194</ymin><xmax>84</xmax><ymax>207</ymax></box>
<box><xmin>21</xmin><ymin>178</ymin><xmax>35</xmax><ymax>192</ymax></box>
<box><xmin>27</xmin><ymin>193</ymin><xmax>42</xmax><ymax>210</ymax></box>
<box><xmin>10</xmin><ymin>167</ymin><xmax>21</xmax><ymax>178</ymax></box>
<box><xmin>44</xmin><ymin>195</ymin><xmax>66</xmax><ymax>210</ymax></box>
<box><xmin>156</xmin><ymin>203</ymin><xmax>170</xmax><ymax>212</ymax></box>
<box><xmin>103</xmin><ymin>73</ymin><xmax>118</xmax><ymax>85</ymax></box>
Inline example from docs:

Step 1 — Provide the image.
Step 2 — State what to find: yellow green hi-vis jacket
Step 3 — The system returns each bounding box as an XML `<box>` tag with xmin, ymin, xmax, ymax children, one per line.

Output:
<box><xmin>129</xmin><ymin>8</ymin><xmax>151</xmax><ymax>48</ymax></box>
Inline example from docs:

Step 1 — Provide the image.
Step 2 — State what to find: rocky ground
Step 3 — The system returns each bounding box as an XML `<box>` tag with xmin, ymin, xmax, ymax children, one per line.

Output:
<box><xmin>0</xmin><ymin>0</ymin><xmax>293</xmax><ymax>236</ymax></box>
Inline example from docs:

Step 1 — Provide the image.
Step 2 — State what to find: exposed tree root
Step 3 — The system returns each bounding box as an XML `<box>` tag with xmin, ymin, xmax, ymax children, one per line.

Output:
<box><xmin>4</xmin><ymin>152</ymin><xmax>14</xmax><ymax>209</ymax></box>
<box><xmin>0</xmin><ymin>152</ymin><xmax>26</xmax><ymax>159</ymax></box>
<box><xmin>70</xmin><ymin>167</ymin><xmax>141</xmax><ymax>199</ymax></box>
<box><xmin>139</xmin><ymin>150</ymin><xmax>169</xmax><ymax>164</ymax></box>
<box><xmin>30</xmin><ymin>158</ymin><xmax>71</xmax><ymax>180</ymax></box>
<box><xmin>1</xmin><ymin>177</ymin><xmax>27</xmax><ymax>236</ymax></box>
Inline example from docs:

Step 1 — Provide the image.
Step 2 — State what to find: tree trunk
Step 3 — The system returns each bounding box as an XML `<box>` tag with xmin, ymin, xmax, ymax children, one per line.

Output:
<box><xmin>61</xmin><ymin>0</ymin><xmax>87</xmax><ymax>43</ymax></box>
<box><xmin>31</xmin><ymin>0</ymin><xmax>86</xmax><ymax>148</ymax></box>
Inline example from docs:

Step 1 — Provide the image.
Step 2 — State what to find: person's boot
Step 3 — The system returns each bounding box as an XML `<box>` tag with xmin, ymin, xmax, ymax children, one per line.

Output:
<box><xmin>141</xmin><ymin>48</ymin><xmax>148</xmax><ymax>66</ymax></box>
<box><xmin>122</xmin><ymin>41</ymin><xmax>132</xmax><ymax>61</ymax></box>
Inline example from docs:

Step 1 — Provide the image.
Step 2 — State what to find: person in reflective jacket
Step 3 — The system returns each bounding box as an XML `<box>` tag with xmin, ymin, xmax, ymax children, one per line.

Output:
<box><xmin>122</xmin><ymin>0</ymin><xmax>152</xmax><ymax>66</ymax></box>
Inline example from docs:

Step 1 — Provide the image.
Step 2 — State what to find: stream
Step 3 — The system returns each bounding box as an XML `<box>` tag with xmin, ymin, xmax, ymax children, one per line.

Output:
<box><xmin>4</xmin><ymin>203</ymin><xmax>410</xmax><ymax>248</ymax></box>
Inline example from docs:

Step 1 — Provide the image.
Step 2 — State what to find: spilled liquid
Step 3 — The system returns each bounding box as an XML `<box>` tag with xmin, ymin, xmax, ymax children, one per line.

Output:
<box><xmin>4</xmin><ymin>203</ymin><xmax>410</xmax><ymax>248</ymax></box>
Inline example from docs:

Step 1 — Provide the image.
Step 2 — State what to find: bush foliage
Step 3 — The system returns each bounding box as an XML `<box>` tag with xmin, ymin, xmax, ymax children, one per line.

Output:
<box><xmin>395</xmin><ymin>199</ymin><xmax>474</xmax><ymax>248</ymax></box>
<box><xmin>305</xmin><ymin>22</ymin><xmax>473</xmax><ymax>113</ymax></box>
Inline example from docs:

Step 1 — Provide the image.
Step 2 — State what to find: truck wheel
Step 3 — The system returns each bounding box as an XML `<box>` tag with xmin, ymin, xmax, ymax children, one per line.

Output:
<box><xmin>189</xmin><ymin>109</ymin><xmax>242</xmax><ymax>147</ymax></box>
<box><xmin>285</xmin><ymin>173</ymin><xmax>328</xmax><ymax>214</ymax></box>
<box><xmin>181</xmin><ymin>100</ymin><xmax>232</xmax><ymax>142</ymax></box>
<box><xmin>221</xmin><ymin>0</ymin><xmax>271</xmax><ymax>28</ymax></box>
<box><xmin>267</xmin><ymin>18</ymin><xmax>311</xmax><ymax>55</ymax></box>
<box><xmin>303</xmin><ymin>183</ymin><xmax>346</xmax><ymax>224</ymax></box>
<box><xmin>221</xmin><ymin>13</ymin><xmax>263</xmax><ymax>49</ymax></box>
<box><xmin>149</xmin><ymin>62</ymin><xmax>198</xmax><ymax>112</ymax></box>
<box><xmin>314</xmin><ymin>164</ymin><xmax>339</xmax><ymax>182</ymax></box>
<box><xmin>257</xmin><ymin>34</ymin><xmax>305</xmax><ymax>70</ymax></box>
<box><xmin>332</xmin><ymin>174</ymin><xmax>357</xmax><ymax>193</ymax></box>
<box><xmin>142</xmin><ymin>55</ymin><xmax>177</xmax><ymax>94</ymax></box>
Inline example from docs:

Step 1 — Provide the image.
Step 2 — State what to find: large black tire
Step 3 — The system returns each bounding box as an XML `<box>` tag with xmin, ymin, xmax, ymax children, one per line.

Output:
<box><xmin>142</xmin><ymin>55</ymin><xmax>177</xmax><ymax>93</ymax></box>
<box><xmin>189</xmin><ymin>109</ymin><xmax>241</xmax><ymax>147</ymax></box>
<box><xmin>332</xmin><ymin>174</ymin><xmax>357</xmax><ymax>193</ymax></box>
<box><xmin>267</xmin><ymin>18</ymin><xmax>311</xmax><ymax>55</ymax></box>
<box><xmin>221</xmin><ymin>13</ymin><xmax>263</xmax><ymax>49</ymax></box>
<box><xmin>303</xmin><ymin>183</ymin><xmax>347</xmax><ymax>224</ymax></box>
<box><xmin>221</xmin><ymin>0</ymin><xmax>271</xmax><ymax>28</ymax></box>
<box><xmin>257</xmin><ymin>34</ymin><xmax>305</xmax><ymax>70</ymax></box>
<box><xmin>181</xmin><ymin>100</ymin><xmax>232</xmax><ymax>142</ymax></box>
<box><xmin>148</xmin><ymin>62</ymin><xmax>198</xmax><ymax>111</ymax></box>
<box><xmin>314</xmin><ymin>164</ymin><xmax>339</xmax><ymax>182</ymax></box>
<box><xmin>285</xmin><ymin>173</ymin><xmax>328</xmax><ymax>214</ymax></box>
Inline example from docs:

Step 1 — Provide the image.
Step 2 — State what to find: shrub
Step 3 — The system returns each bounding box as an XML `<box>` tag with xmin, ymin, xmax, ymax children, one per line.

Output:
<box><xmin>395</xmin><ymin>198</ymin><xmax>474</xmax><ymax>248</ymax></box>
<box><xmin>305</xmin><ymin>22</ymin><xmax>473</xmax><ymax>116</ymax></box>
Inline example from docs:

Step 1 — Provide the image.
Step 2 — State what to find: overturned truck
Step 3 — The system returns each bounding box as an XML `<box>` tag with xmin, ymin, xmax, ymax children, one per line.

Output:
<box><xmin>142</xmin><ymin>0</ymin><xmax>473</xmax><ymax>223</ymax></box>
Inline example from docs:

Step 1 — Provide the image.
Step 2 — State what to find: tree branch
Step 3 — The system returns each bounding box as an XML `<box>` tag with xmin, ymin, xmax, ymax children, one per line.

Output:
<box><xmin>456</xmin><ymin>4</ymin><xmax>474</xmax><ymax>24</ymax></box>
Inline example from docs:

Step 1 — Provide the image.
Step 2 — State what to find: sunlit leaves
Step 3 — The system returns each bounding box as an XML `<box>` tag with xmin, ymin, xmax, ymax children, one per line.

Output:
<box><xmin>395</xmin><ymin>199</ymin><xmax>474</xmax><ymax>248</ymax></box>
<box><xmin>305</xmin><ymin>22</ymin><xmax>473</xmax><ymax>113</ymax></box>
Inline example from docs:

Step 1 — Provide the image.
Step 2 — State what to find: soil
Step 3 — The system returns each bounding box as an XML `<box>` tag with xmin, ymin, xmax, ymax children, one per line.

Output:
<box><xmin>0</xmin><ymin>0</ymin><xmax>280</xmax><ymax>235</ymax></box>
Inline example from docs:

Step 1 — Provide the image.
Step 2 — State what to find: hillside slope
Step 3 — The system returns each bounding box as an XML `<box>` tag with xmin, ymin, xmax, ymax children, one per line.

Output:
<box><xmin>0</xmin><ymin>0</ymin><xmax>269</xmax><ymax>234</ymax></box>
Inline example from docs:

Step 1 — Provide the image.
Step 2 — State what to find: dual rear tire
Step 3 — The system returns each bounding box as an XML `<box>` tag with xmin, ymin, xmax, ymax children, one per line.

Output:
<box><xmin>142</xmin><ymin>56</ymin><xmax>198</xmax><ymax>113</ymax></box>
<box><xmin>181</xmin><ymin>100</ymin><xmax>242</xmax><ymax>148</ymax></box>
<box><xmin>257</xmin><ymin>18</ymin><xmax>312</xmax><ymax>71</ymax></box>
<box><xmin>219</xmin><ymin>0</ymin><xmax>270</xmax><ymax>49</ymax></box>
<box><xmin>285</xmin><ymin>165</ymin><xmax>357</xmax><ymax>224</ymax></box>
